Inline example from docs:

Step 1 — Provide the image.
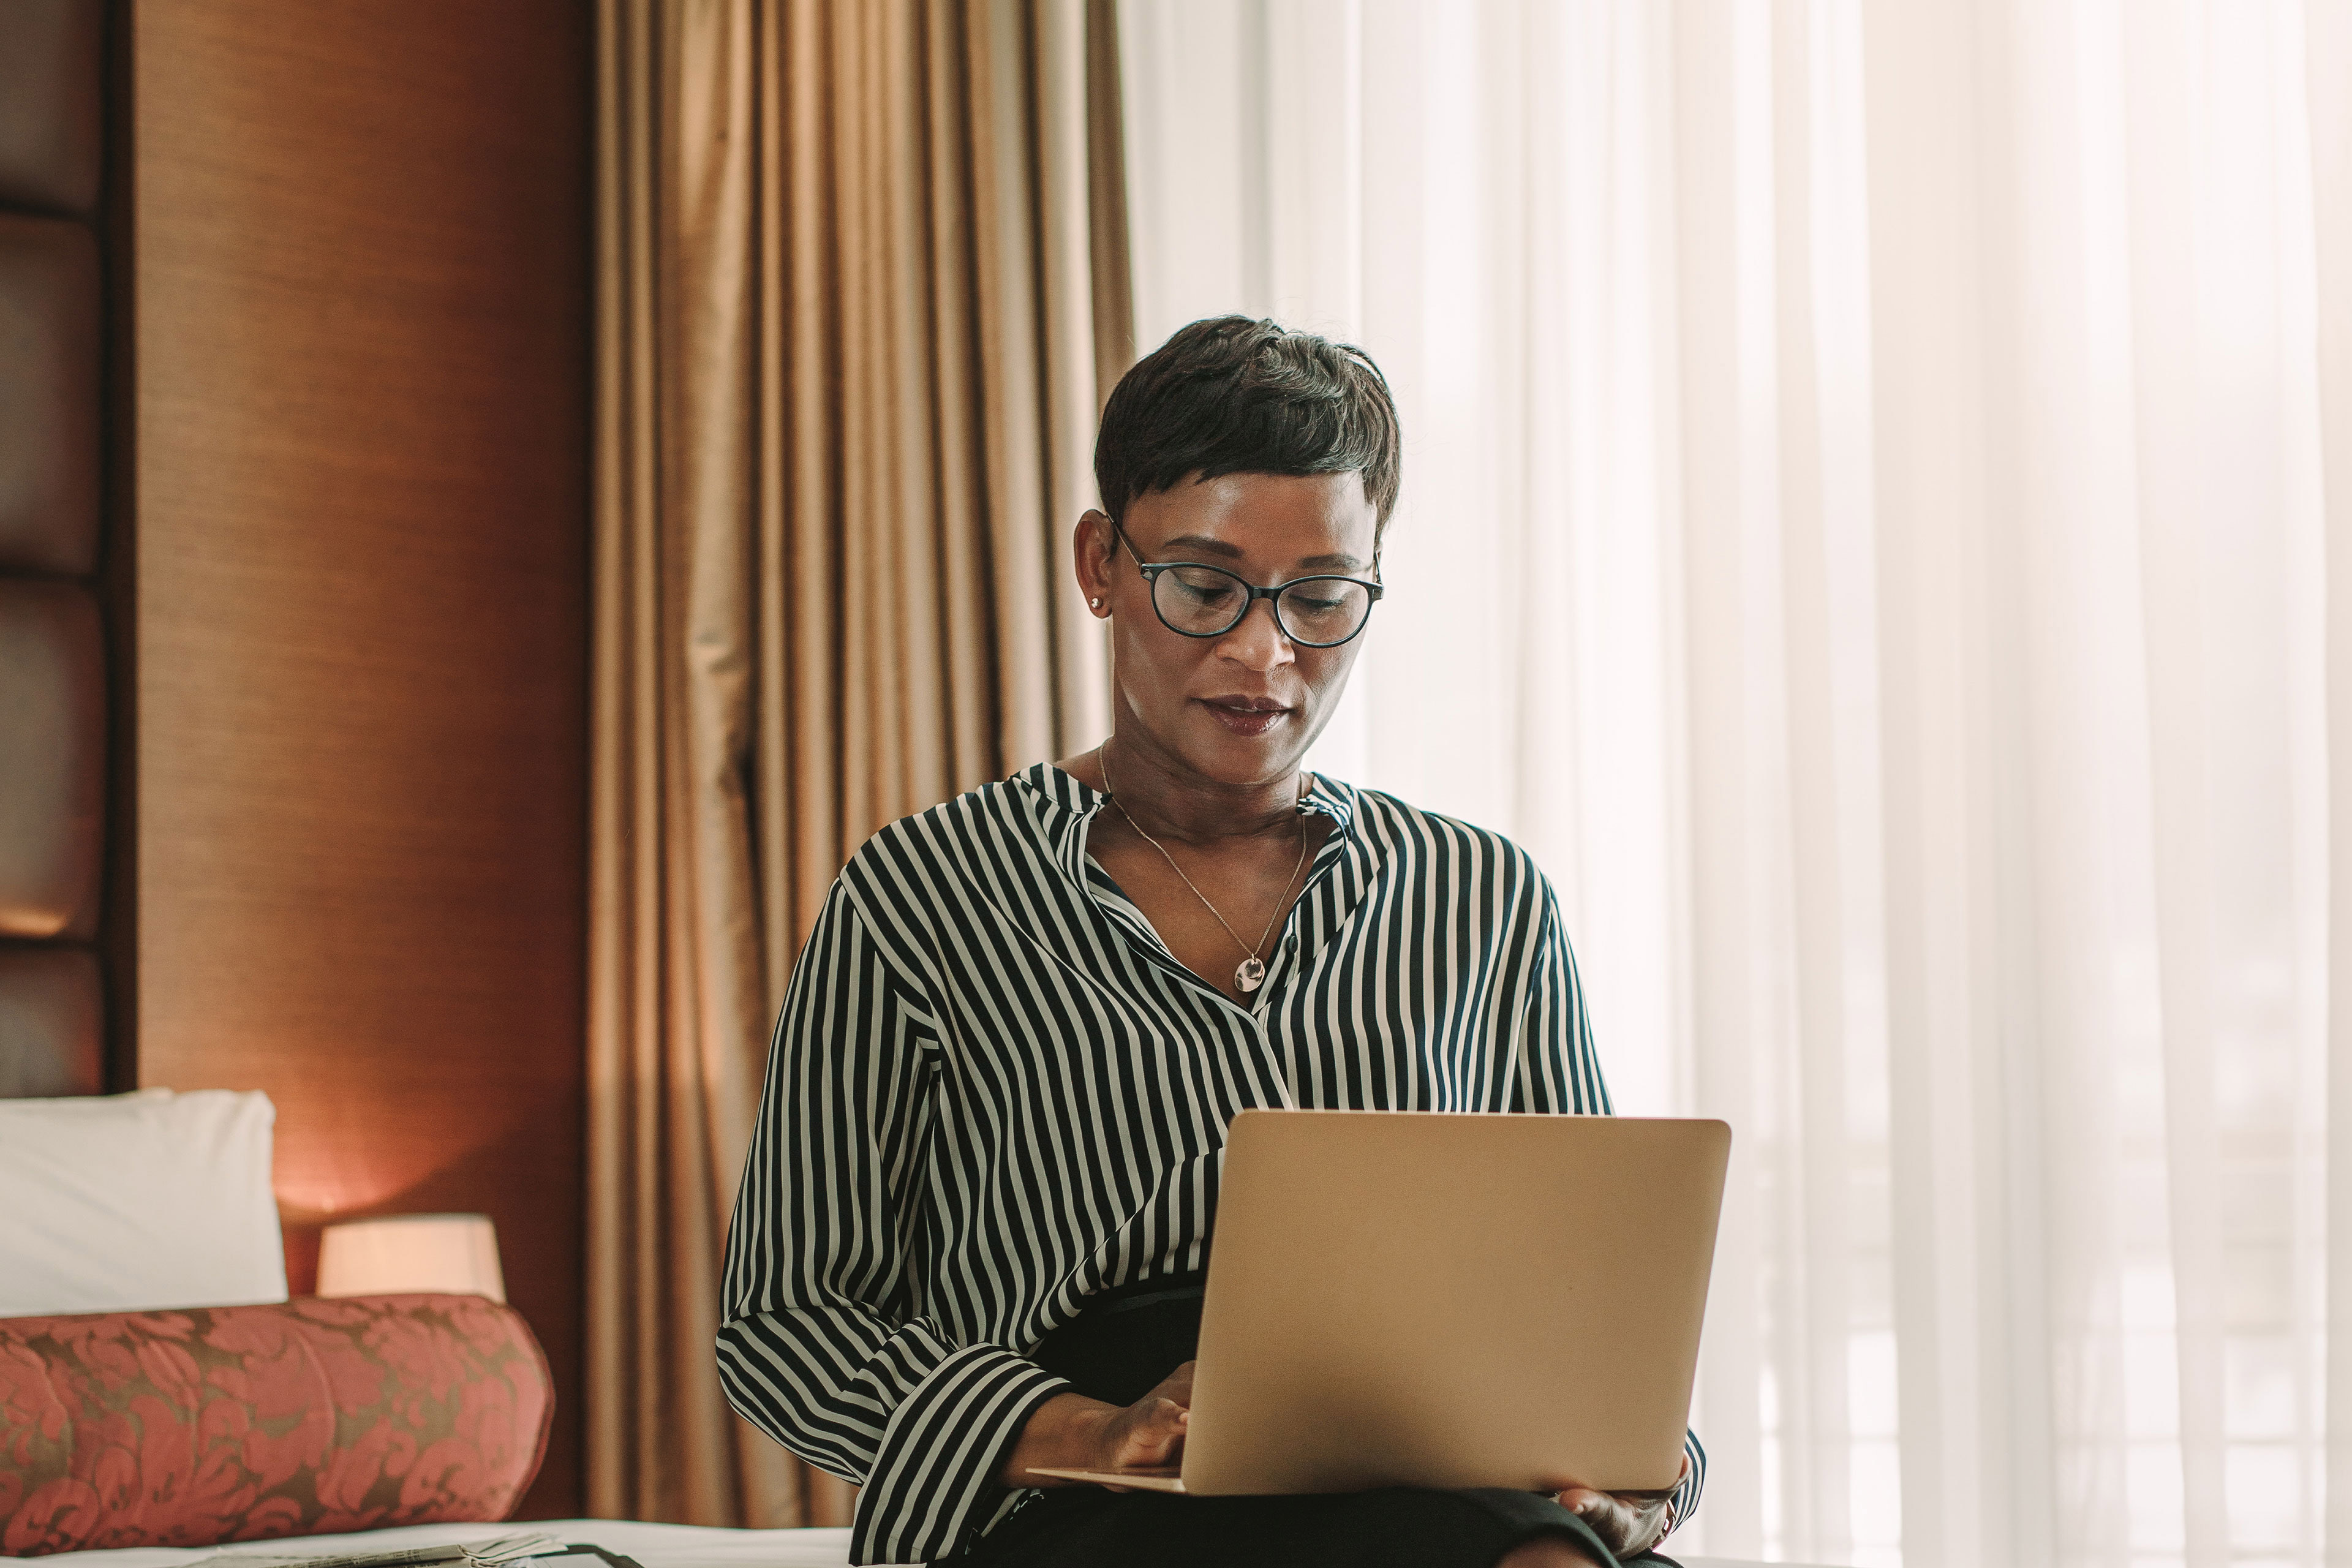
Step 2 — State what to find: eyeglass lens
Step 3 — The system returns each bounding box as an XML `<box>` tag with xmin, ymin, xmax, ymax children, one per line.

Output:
<box><xmin>1152</xmin><ymin>564</ymin><xmax>1374</xmax><ymax>646</ymax></box>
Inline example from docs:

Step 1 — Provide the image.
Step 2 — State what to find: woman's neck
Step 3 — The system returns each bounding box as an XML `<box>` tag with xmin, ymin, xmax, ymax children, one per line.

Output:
<box><xmin>1091</xmin><ymin>733</ymin><xmax>1302</xmax><ymax>846</ymax></box>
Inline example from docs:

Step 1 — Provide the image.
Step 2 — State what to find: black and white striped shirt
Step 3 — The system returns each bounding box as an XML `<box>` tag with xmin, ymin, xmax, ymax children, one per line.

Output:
<box><xmin>718</xmin><ymin>763</ymin><xmax>1706</xmax><ymax>1564</ymax></box>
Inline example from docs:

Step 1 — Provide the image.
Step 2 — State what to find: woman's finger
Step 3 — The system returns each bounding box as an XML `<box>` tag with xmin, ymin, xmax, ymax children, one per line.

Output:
<box><xmin>1555</xmin><ymin>1488</ymin><xmax>1618</xmax><ymax>1544</ymax></box>
<box><xmin>1109</xmin><ymin>1397</ymin><xmax>1190</xmax><ymax>1467</ymax></box>
<box><xmin>1135</xmin><ymin>1396</ymin><xmax>1187</xmax><ymax>1438</ymax></box>
<box><xmin>1555</xmin><ymin>1487</ymin><xmax>1646</xmax><ymax>1555</ymax></box>
<box><xmin>1140</xmin><ymin>1400</ymin><xmax>1186</xmax><ymax>1456</ymax></box>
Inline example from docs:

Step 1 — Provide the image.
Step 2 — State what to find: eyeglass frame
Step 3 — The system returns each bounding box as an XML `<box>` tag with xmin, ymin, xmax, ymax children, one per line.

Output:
<box><xmin>1108</xmin><ymin>517</ymin><xmax>1386</xmax><ymax>648</ymax></box>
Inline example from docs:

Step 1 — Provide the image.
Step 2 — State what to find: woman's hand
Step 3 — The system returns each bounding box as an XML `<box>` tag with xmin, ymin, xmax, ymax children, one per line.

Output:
<box><xmin>1546</xmin><ymin>1452</ymin><xmax>1689</xmax><ymax>1558</ymax></box>
<box><xmin>996</xmin><ymin>1362</ymin><xmax>1195</xmax><ymax>1488</ymax></box>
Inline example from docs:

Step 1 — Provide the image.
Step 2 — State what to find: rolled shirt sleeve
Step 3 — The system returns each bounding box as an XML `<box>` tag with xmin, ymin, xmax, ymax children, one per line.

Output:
<box><xmin>717</xmin><ymin>880</ymin><xmax>1069</xmax><ymax>1565</ymax></box>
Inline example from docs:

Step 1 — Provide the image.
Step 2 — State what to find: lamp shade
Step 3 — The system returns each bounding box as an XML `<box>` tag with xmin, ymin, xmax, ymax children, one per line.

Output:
<box><xmin>316</xmin><ymin>1213</ymin><xmax>506</xmax><ymax>1302</ymax></box>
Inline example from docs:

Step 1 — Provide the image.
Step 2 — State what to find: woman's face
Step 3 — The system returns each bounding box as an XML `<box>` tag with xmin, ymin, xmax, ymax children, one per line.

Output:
<box><xmin>1079</xmin><ymin>470</ymin><xmax>1381</xmax><ymax>788</ymax></box>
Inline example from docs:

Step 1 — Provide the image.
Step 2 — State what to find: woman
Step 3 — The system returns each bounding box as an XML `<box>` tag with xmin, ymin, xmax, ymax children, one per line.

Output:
<box><xmin>718</xmin><ymin>318</ymin><xmax>1703</xmax><ymax>1567</ymax></box>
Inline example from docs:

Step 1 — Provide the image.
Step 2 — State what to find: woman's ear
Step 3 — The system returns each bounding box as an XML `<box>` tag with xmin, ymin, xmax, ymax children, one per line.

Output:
<box><xmin>1074</xmin><ymin>510</ymin><xmax>1116</xmax><ymax>616</ymax></box>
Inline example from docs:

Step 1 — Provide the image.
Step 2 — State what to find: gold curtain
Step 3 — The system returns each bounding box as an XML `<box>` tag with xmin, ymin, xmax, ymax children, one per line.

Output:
<box><xmin>589</xmin><ymin>0</ymin><xmax>1129</xmax><ymax>1526</ymax></box>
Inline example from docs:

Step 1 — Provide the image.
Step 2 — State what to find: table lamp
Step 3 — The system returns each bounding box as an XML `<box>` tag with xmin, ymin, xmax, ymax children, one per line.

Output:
<box><xmin>316</xmin><ymin>1213</ymin><xmax>506</xmax><ymax>1302</ymax></box>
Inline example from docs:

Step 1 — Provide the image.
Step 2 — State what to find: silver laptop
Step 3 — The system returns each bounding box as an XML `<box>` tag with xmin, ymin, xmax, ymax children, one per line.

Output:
<box><xmin>1032</xmin><ymin>1108</ymin><xmax>1730</xmax><ymax>1496</ymax></box>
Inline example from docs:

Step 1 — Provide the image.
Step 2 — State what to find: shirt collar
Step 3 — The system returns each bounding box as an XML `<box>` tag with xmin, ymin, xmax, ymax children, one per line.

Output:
<box><xmin>1009</xmin><ymin>760</ymin><xmax>1357</xmax><ymax>885</ymax></box>
<box><xmin>1297</xmin><ymin>770</ymin><xmax>1355</xmax><ymax>834</ymax></box>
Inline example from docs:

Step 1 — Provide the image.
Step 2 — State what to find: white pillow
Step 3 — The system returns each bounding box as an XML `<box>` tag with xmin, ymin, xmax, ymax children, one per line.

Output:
<box><xmin>0</xmin><ymin>1087</ymin><xmax>289</xmax><ymax>1316</ymax></box>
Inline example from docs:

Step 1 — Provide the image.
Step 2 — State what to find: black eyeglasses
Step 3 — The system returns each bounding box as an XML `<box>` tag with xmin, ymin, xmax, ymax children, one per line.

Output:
<box><xmin>1112</xmin><ymin>521</ymin><xmax>1384</xmax><ymax>648</ymax></box>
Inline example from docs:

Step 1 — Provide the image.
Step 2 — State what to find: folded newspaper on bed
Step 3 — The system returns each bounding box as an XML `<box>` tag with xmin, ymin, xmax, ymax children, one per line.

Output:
<box><xmin>189</xmin><ymin>1532</ymin><xmax>571</xmax><ymax>1568</ymax></box>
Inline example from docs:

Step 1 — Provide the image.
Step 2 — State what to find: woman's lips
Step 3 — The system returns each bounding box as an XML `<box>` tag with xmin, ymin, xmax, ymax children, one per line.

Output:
<box><xmin>1200</xmin><ymin>699</ymin><xmax>1291</xmax><ymax>737</ymax></box>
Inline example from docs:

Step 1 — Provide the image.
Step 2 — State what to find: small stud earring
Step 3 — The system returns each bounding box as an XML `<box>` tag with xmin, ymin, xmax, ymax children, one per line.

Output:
<box><xmin>1090</xmin><ymin>597</ymin><xmax>1103</xmax><ymax>609</ymax></box>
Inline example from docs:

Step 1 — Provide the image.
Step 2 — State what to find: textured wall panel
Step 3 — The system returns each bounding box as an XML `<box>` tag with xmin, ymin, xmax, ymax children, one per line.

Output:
<box><xmin>0</xmin><ymin>216</ymin><xmax>102</xmax><ymax>575</ymax></box>
<box><xmin>0</xmin><ymin>946</ymin><xmax>103</xmax><ymax>1096</ymax></box>
<box><xmin>0</xmin><ymin>0</ymin><xmax>104</xmax><ymax>217</ymax></box>
<box><xmin>0</xmin><ymin>581</ymin><xmax>104</xmax><ymax>939</ymax></box>
<box><xmin>136</xmin><ymin>0</ymin><xmax>590</xmax><ymax>1519</ymax></box>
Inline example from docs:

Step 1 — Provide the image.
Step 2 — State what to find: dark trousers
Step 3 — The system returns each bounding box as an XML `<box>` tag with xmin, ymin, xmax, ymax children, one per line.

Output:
<box><xmin>957</xmin><ymin>1273</ymin><xmax>1680</xmax><ymax>1568</ymax></box>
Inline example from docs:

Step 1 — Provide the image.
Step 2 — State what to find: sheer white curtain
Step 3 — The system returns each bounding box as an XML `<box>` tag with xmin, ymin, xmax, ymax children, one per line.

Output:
<box><xmin>1118</xmin><ymin>2</ymin><xmax>2352</xmax><ymax>1564</ymax></box>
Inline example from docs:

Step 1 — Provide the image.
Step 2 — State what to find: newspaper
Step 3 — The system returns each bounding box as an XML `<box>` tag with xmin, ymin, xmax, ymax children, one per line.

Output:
<box><xmin>188</xmin><ymin>1532</ymin><xmax>570</xmax><ymax>1568</ymax></box>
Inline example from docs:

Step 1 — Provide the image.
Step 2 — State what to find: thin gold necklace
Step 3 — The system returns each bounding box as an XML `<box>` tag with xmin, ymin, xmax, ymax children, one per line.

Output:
<box><xmin>1098</xmin><ymin>744</ymin><xmax>1311</xmax><ymax>995</ymax></box>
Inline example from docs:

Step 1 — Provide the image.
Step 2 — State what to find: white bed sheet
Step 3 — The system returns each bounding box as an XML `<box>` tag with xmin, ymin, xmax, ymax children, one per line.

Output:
<box><xmin>11</xmin><ymin>1515</ymin><xmax>1820</xmax><ymax>1568</ymax></box>
<box><xmin>15</xmin><ymin>1522</ymin><xmax>864</xmax><ymax>1568</ymax></box>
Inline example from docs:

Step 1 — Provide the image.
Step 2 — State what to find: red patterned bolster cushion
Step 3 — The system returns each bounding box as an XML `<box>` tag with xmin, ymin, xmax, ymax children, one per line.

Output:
<box><xmin>0</xmin><ymin>1294</ymin><xmax>552</xmax><ymax>1556</ymax></box>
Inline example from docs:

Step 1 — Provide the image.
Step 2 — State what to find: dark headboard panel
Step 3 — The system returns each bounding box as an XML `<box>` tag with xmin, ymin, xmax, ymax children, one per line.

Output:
<box><xmin>0</xmin><ymin>0</ymin><xmax>108</xmax><ymax>1099</ymax></box>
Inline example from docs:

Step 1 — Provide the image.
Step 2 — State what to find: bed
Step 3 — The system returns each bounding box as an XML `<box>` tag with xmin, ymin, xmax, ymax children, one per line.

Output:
<box><xmin>21</xmin><ymin>1517</ymin><xmax>1785</xmax><ymax>1568</ymax></box>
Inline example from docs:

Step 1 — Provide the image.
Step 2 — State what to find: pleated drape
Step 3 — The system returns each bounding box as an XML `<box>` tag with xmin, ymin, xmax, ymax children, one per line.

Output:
<box><xmin>589</xmin><ymin>0</ymin><xmax>1126</xmax><ymax>1526</ymax></box>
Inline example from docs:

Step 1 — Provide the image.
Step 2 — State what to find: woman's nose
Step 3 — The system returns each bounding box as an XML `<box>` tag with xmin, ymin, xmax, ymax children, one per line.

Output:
<box><xmin>1215</xmin><ymin>596</ymin><xmax>1294</xmax><ymax>669</ymax></box>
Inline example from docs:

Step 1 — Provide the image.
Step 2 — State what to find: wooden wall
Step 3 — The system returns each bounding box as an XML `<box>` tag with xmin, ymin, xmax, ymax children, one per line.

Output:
<box><xmin>132</xmin><ymin>0</ymin><xmax>592</xmax><ymax>1517</ymax></box>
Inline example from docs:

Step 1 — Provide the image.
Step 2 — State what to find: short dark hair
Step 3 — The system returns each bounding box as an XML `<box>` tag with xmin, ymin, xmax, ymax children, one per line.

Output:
<box><xmin>1093</xmin><ymin>316</ymin><xmax>1403</xmax><ymax>543</ymax></box>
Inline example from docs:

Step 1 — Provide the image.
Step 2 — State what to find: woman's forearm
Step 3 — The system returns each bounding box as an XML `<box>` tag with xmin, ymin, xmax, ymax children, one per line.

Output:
<box><xmin>997</xmin><ymin>1391</ymin><xmax>1121</xmax><ymax>1487</ymax></box>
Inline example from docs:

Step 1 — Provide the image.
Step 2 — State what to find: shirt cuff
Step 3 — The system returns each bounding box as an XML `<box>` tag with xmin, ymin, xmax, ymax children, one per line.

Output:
<box><xmin>1665</xmin><ymin>1428</ymin><xmax>1706</xmax><ymax>1536</ymax></box>
<box><xmin>849</xmin><ymin>1338</ymin><xmax>1072</xmax><ymax>1565</ymax></box>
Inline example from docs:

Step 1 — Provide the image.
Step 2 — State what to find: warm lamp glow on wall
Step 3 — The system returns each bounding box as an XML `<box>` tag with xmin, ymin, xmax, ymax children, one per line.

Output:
<box><xmin>317</xmin><ymin>1213</ymin><xmax>507</xmax><ymax>1302</ymax></box>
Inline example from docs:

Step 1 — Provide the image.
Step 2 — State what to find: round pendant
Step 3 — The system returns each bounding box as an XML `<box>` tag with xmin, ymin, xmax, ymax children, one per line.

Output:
<box><xmin>1235</xmin><ymin>957</ymin><xmax>1267</xmax><ymax>993</ymax></box>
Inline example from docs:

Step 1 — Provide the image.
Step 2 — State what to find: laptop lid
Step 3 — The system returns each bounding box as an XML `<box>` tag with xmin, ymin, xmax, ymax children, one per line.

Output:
<box><xmin>1177</xmin><ymin>1109</ymin><xmax>1730</xmax><ymax>1497</ymax></box>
